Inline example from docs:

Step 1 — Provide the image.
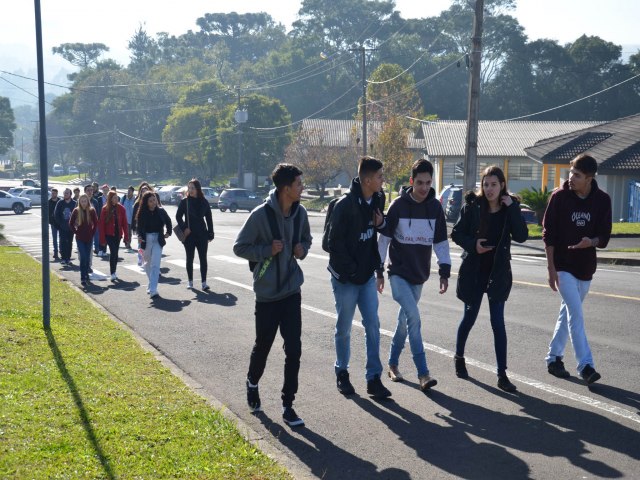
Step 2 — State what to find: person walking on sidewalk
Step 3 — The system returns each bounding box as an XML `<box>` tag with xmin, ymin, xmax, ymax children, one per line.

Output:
<box><xmin>48</xmin><ymin>188</ymin><xmax>60</xmax><ymax>261</ymax></box>
<box><xmin>136</xmin><ymin>191</ymin><xmax>172</xmax><ymax>298</ymax></box>
<box><xmin>121</xmin><ymin>186</ymin><xmax>136</xmax><ymax>249</ymax></box>
<box><xmin>99</xmin><ymin>191</ymin><xmax>129</xmax><ymax>281</ymax></box>
<box><xmin>451</xmin><ymin>165</ymin><xmax>528</xmax><ymax>393</ymax></box>
<box><xmin>233</xmin><ymin>163</ymin><xmax>312</xmax><ymax>427</ymax></box>
<box><xmin>377</xmin><ymin>159</ymin><xmax>451</xmax><ymax>392</ymax></box>
<box><xmin>54</xmin><ymin>188</ymin><xmax>77</xmax><ymax>266</ymax></box>
<box><xmin>543</xmin><ymin>154</ymin><xmax>612</xmax><ymax>385</ymax></box>
<box><xmin>69</xmin><ymin>194</ymin><xmax>98</xmax><ymax>286</ymax></box>
<box><xmin>176</xmin><ymin>179</ymin><xmax>214</xmax><ymax>290</ymax></box>
<box><xmin>325</xmin><ymin>156</ymin><xmax>391</xmax><ymax>398</ymax></box>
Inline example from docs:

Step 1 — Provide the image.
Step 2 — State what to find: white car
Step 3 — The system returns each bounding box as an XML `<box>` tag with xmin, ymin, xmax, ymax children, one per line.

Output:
<box><xmin>157</xmin><ymin>185</ymin><xmax>181</xmax><ymax>204</ymax></box>
<box><xmin>8</xmin><ymin>187</ymin><xmax>29</xmax><ymax>197</ymax></box>
<box><xmin>19</xmin><ymin>188</ymin><xmax>48</xmax><ymax>206</ymax></box>
<box><xmin>0</xmin><ymin>190</ymin><xmax>32</xmax><ymax>214</ymax></box>
<box><xmin>67</xmin><ymin>166</ymin><xmax>79</xmax><ymax>175</ymax></box>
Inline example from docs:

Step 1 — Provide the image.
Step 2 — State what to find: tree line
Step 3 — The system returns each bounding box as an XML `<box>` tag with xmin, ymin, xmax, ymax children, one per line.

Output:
<box><xmin>3</xmin><ymin>0</ymin><xmax>639</xmax><ymax>187</ymax></box>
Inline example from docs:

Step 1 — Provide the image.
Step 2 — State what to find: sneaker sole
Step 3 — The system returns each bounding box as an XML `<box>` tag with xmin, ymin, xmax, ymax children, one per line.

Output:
<box><xmin>584</xmin><ymin>372</ymin><xmax>601</xmax><ymax>385</ymax></box>
<box><xmin>283</xmin><ymin>418</ymin><xmax>304</xmax><ymax>427</ymax></box>
<box><xmin>420</xmin><ymin>379</ymin><xmax>438</xmax><ymax>391</ymax></box>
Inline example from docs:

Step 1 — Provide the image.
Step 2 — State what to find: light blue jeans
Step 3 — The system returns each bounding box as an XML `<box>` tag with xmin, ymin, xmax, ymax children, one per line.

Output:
<box><xmin>332</xmin><ymin>275</ymin><xmax>383</xmax><ymax>381</ymax></box>
<box><xmin>546</xmin><ymin>271</ymin><xmax>594</xmax><ymax>373</ymax></box>
<box><xmin>388</xmin><ymin>275</ymin><xmax>428</xmax><ymax>377</ymax></box>
<box><xmin>144</xmin><ymin>233</ymin><xmax>163</xmax><ymax>295</ymax></box>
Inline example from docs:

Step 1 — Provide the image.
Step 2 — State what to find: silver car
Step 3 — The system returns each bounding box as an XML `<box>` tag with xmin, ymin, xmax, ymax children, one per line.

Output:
<box><xmin>0</xmin><ymin>190</ymin><xmax>32</xmax><ymax>214</ymax></box>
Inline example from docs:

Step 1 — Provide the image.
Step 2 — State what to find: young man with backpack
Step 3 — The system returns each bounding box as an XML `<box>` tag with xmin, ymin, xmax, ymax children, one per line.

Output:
<box><xmin>233</xmin><ymin>163</ymin><xmax>312</xmax><ymax>427</ymax></box>
<box><xmin>377</xmin><ymin>159</ymin><xmax>451</xmax><ymax>391</ymax></box>
<box><xmin>325</xmin><ymin>156</ymin><xmax>391</xmax><ymax>398</ymax></box>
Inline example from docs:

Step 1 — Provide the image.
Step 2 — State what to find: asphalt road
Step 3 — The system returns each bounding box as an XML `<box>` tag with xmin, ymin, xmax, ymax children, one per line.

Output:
<box><xmin>2</xmin><ymin>206</ymin><xmax>640</xmax><ymax>479</ymax></box>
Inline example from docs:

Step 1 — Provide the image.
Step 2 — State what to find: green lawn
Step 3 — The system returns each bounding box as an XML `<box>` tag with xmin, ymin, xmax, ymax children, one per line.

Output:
<box><xmin>0</xmin><ymin>246</ymin><xmax>291</xmax><ymax>479</ymax></box>
<box><xmin>528</xmin><ymin>223</ymin><xmax>640</xmax><ymax>238</ymax></box>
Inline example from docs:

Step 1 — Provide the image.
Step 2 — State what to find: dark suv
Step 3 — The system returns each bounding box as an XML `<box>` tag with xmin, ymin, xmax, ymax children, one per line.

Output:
<box><xmin>444</xmin><ymin>187</ymin><xmax>464</xmax><ymax>222</ymax></box>
<box><xmin>218</xmin><ymin>188</ymin><xmax>263</xmax><ymax>212</ymax></box>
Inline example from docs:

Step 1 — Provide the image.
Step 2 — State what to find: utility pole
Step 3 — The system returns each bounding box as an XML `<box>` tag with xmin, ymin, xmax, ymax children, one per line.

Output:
<box><xmin>34</xmin><ymin>0</ymin><xmax>51</xmax><ymax>328</ymax></box>
<box><xmin>351</xmin><ymin>45</ymin><xmax>376</xmax><ymax>158</ymax></box>
<box><xmin>234</xmin><ymin>87</ymin><xmax>248</xmax><ymax>188</ymax></box>
<box><xmin>463</xmin><ymin>0</ymin><xmax>484</xmax><ymax>193</ymax></box>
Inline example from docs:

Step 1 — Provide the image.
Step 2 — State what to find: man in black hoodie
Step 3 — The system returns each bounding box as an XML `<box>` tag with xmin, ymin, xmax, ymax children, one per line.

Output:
<box><xmin>48</xmin><ymin>188</ymin><xmax>60</xmax><ymax>261</ymax></box>
<box><xmin>543</xmin><ymin>154</ymin><xmax>612</xmax><ymax>385</ymax></box>
<box><xmin>326</xmin><ymin>156</ymin><xmax>391</xmax><ymax>398</ymax></box>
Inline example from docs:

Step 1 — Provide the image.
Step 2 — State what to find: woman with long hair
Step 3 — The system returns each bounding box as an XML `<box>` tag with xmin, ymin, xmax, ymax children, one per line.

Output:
<box><xmin>451</xmin><ymin>165</ymin><xmax>528</xmax><ymax>392</ymax></box>
<box><xmin>99</xmin><ymin>190</ymin><xmax>129</xmax><ymax>281</ymax></box>
<box><xmin>69</xmin><ymin>193</ymin><xmax>98</xmax><ymax>286</ymax></box>
<box><xmin>132</xmin><ymin>183</ymin><xmax>151</xmax><ymax>267</ymax></box>
<box><xmin>176</xmin><ymin>179</ymin><xmax>214</xmax><ymax>290</ymax></box>
<box><xmin>136</xmin><ymin>191</ymin><xmax>172</xmax><ymax>298</ymax></box>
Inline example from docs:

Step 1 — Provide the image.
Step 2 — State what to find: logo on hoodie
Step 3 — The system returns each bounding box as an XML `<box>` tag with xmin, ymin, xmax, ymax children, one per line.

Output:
<box><xmin>571</xmin><ymin>211</ymin><xmax>591</xmax><ymax>227</ymax></box>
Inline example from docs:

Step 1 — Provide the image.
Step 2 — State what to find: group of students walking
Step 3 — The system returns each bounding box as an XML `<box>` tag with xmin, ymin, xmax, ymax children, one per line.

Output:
<box><xmin>50</xmin><ymin>179</ymin><xmax>214</xmax><ymax>298</ymax></box>
<box><xmin>234</xmin><ymin>154</ymin><xmax>611</xmax><ymax>428</ymax></box>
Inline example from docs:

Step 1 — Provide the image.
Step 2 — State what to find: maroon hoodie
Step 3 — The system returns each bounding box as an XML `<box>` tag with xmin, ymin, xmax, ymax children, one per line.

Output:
<box><xmin>542</xmin><ymin>179</ymin><xmax>612</xmax><ymax>281</ymax></box>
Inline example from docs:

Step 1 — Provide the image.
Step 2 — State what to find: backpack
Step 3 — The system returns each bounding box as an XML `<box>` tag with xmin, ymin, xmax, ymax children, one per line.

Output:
<box><xmin>321</xmin><ymin>190</ymin><xmax>385</xmax><ymax>252</ymax></box>
<box><xmin>249</xmin><ymin>204</ymin><xmax>302</xmax><ymax>287</ymax></box>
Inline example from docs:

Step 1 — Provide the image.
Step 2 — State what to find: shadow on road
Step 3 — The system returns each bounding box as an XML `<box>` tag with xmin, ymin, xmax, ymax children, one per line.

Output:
<box><xmin>354</xmin><ymin>395</ymin><xmax>532</xmax><ymax>479</ymax></box>
<box><xmin>191</xmin><ymin>289</ymin><xmax>237</xmax><ymax>306</ymax></box>
<box><xmin>45</xmin><ymin>327</ymin><xmax>116</xmax><ymax>479</ymax></box>
<box><xmin>256</xmin><ymin>411</ymin><xmax>411</xmax><ymax>480</ymax></box>
<box><xmin>149</xmin><ymin>296</ymin><xmax>191</xmax><ymax>312</ymax></box>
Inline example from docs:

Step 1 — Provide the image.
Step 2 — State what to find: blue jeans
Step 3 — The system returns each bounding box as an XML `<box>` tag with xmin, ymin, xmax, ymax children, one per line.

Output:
<box><xmin>546</xmin><ymin>271</ymin><xmax>593</xmax><ymax>373</ymax></box>
<box><xmin>59</xmin><ymin>229</ymin><xmax>73</xmax><ymax>262</ymax></box>
<box><xmin>388</xmin><ymin>275</ymin><xmax>428</xmax><ymax>377</ymax></box>
<box><xmin>76</xmin><ymin>239</ymin><xmax>92</xmax><ymax>280</ymax></box>
<box><xmin>50</xmin><ymin>225</ymin><xmax>59</xmax><ymax>257</ymax></box>
<box><xmin>332</xmin><ymin>275</ymin><xmax>383</xmax><ymax>381</ymax></box>
<box><xmin>456</xmin><ymin>285</ymin><xmax>508</xmax><ymax>375</ymax></box>
<box><xmin>144</xmin><ymin>233</ymin><xmax>163</xmax><ymax>294</ymax></box>
<box><xmin>93</xmin><ymin>229</ymin><xmax>100</xmax><ymax>253</ymax></box>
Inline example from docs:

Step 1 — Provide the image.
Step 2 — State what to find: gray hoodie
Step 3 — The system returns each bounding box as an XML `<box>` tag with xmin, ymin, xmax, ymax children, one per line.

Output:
<box><xmin>233</xmin><ymin>189</ymin><xmax>312</xmax><ymax>302</ymax></box>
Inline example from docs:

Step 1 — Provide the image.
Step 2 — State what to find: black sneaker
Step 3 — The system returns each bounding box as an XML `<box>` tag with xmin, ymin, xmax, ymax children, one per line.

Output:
<box><xmin>548</xmin><ymin>357</ymin><xmax>570</xmax><ymax>378</ymax></box>
<box><xmin>497</xmin><ymin>373</ymin><xmax>517</xmax><ymax>393</ymax></box>
<box><xmin>580</xmin><ymin>365</ymin><xmax>601</xmax><ymax>385</ymax></box>
<box><xmin>455</xmin><ymin>355</ymin><xmax>469</xmax><ymax>379</ymax></box>
<box><xmin>282</xmin><ymin>407</ymin><xmax>304</xmax><ymax>427</ymax></box>
<box><xmin>367</xmin><ymin>375</ymin><xmax>392</xmax><ymax>398</ymax></box>
<box><xmin>246</xmin><ymin>379</ymin><xmax>262</xmax><ymax>412</ymax></box>
<box><xmin>337</xmin><ymin>370</ymin><xmax>355</xmax><ymax>395</ymax></box>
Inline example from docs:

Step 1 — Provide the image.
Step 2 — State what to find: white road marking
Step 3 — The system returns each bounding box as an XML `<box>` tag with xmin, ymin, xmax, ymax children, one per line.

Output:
<box><xmin>306</xmin><ymin>252</ymin><xmax>329</xmax><ymax>260</ymax></box>
<box><xmin>511</xmin><ymin>255</ymin><xmax>543</xmax><ymax>263</ymax></box>
<box><xmin>211</xmin><ymin>254</ymin><xmax>246</xmax><ymax>265</ymax></box>
<box><xmin>167</xmin><ymin>259</ymin><xmax>199</xmax><ymax>269</ymax></box>
<box><xmin>123</xmin><ymin>265</ymin><xmax>147</xmax><ymax>275</ymax></box>
<box><xmin>215</xmin><ymin>275</ymin><xmax>640</xmax><ymax>426</ymax></box>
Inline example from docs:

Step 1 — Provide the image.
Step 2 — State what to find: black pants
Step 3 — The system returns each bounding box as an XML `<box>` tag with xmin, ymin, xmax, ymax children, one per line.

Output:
<box><xmin>247</xmin><ymin>292</ymin><xmax>302</xmax><ymax>407</ymax></box>
<box><xmin>105</xmin><ymin>235</ymin><xmax>121</xmax><ymax>274</ymax></box>
<box><xmin>184</xmin><ymin>235</ymin><xmax>208</xmax><ymax>282</ymax></box>
<box><xmin>59</xmin><ymin>229</ymin><xmax>73</xmax><ymax>262</ymax></box>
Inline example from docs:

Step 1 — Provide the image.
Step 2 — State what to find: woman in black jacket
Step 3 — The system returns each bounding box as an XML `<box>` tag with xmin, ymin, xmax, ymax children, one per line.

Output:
<box><xmin>176</xmin><ymin>179</ymin><xmax>214</xmax><ymax>290</ymax></box>
<box><xmin>450</xmin><ymin>165</ymin><xmax>528</xmax><ymax>392</ymax></box>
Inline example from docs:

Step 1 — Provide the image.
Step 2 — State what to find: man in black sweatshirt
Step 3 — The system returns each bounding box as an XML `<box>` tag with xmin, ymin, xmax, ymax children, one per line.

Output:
<box><xmin>48</xmin><ymin>188</ymin><xmax>60</xmax><ymax>260</ymax></box>
<box><xmin>543</xmin><ymin>154</ymin><xmax>612</xmax><ymax>385</ymax></box>
<box><xmin>326</xmin><ymin>156</ymin><xmax>391</xmax><ymax>398</ymax></box>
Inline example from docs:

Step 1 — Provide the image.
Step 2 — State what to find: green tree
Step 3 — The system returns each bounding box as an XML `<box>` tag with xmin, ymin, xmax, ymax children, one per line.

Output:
<box><xmin>519</xmin><ymin>186</ymin><xmax>550</xmax><ymax>226</ymax></box>
<box><xmin>0</xmin><ymin>97</ymin><xmax>16</xmax><ymax>155</ymax></box>
<box><xmin>52</xmin><ymin>42</ymin><xmax>110</xmax><ymax>68</ymax></box>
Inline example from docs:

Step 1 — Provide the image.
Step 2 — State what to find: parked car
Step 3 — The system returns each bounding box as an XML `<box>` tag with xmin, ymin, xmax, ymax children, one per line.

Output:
<box><xmin>19</xmin><ymin>188</ymin><xmax>48</xmax><ymax>206</ymax></box>
<box><xmin>519</xmin><ymin>204</ymin><xmax>538</xmax><ymax>224</ymax></box>
<box><xmin>0</xmin><ymin>190</ymin><xmax>32</xmax><ymax>214</ymax></box>
<box><xmin>444</xmin><ymin>186</ymin><xmax>464</xmax><ymax>222</ymax></box>
<box><xmin>52</xmin><ymin>164</ymin><xmax>64</xmax><ymax>175</ymax></box>
<box><xmin>438</xmin><ymin>183</ymin><xmax>462</xmax><ymax>209</ymax></box>
<box><xmin>218</xmin><ymin>188</ymin><xmax>263</xmax><ymax>212</ymax></box>
<box><xmin>173</xmin><ymin>186</ymin><xmax>220</xmax><ymax>208</ymax></box>
<box><xmin>156</xmin><ymin>185</ymin><xmax>181</xmax><ymax>204</ymax></box>
<box><xmin>67</xmin><ymin>166</ymin><xmax>79</xmax><ymax>175</ymax></box>
<box><xmin>8</xmin><ymin>187</ymin><xmax>29</xmax><ymax>197</ymax></box>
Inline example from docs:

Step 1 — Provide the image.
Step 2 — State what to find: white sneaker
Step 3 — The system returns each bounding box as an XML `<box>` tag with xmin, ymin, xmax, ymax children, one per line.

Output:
<box><xmin>110</xmin><ymin>273</ymin><xmax>117</xmax><ymax>281</ymax></box>
<box><xmin>186</xmin><ymin>281</ymin><xmax>193</xmax><ymax>289</ymax></box>
<box><xmin>98</xmin><ymin>251</ymin><xmax>104</xmax><ymax>257</ymax></box>
<box><xmin>202</xmin><ymin>282</ymin><xmax>210</xmax><ymax>291</ymax></box>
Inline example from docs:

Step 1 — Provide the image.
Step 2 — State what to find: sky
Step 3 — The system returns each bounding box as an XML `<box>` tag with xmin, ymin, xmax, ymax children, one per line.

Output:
<box><xmin>1</xmin><ymin>0</ymin><xmax>639</xmax><ymax>105</ymax></box>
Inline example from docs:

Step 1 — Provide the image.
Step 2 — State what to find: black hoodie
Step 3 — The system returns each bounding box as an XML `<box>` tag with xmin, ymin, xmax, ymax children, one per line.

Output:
<box><xmin>326</xmin><ymin>177</ymin><xmax>385</xmax><ymax>284</ymax></box>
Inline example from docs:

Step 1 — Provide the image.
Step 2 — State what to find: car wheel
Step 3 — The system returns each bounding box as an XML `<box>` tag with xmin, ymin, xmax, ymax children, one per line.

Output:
<box><xmin>219</xmin><ymin>207</ymin><xmax>227</xmax><ymax>212</ymax></box>
<box><xmin>229</xmin><ymin>203</ymin><xmax>238</xmax><ymax>213</ymax></box>
<box><xmin>13</xmin><ymin>203</ymin><xmax>25</xmax><ymax>214</ymax></box>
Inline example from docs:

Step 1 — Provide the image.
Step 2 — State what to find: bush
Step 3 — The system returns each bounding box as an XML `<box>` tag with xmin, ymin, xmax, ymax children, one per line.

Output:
<box><xmin>519</xmin><ymin>187</ymin><xmax>551</xmax><ymax>225</ymax></box>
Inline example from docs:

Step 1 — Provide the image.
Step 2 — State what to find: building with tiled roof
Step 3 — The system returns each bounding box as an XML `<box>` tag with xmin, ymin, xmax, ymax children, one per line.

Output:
<box><xmin>525</xmin><ymin>113</ymin><xmax>640</xmax><ymax>221</ymax></box>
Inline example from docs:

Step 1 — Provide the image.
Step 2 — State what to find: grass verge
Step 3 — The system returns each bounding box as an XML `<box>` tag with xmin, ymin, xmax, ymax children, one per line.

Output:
<box><xmin>0</xmin><ymin>246</ymin><xmax>291</xmax><ymax>479</ymax></box>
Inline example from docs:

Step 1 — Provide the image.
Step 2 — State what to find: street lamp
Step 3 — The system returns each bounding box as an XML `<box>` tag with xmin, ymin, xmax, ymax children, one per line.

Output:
<box><xmin>234</xmin><ymin>108</ymin><xmax>248</xmax><ymax>188</ymax></box>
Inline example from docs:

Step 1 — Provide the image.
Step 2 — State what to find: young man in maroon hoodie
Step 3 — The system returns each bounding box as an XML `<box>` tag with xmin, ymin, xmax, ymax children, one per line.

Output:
<box><xmin>543</xmin><ymin>154</ymin><xmax>612</xmax><ymax>385</ymax></box>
